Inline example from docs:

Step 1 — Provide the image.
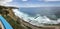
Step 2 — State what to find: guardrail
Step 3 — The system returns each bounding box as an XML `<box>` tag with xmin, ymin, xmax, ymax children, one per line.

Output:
<box><xmin>0</xmin><ymin>15</ymin><xmax>13</xmax><ymax>29</ymax></box>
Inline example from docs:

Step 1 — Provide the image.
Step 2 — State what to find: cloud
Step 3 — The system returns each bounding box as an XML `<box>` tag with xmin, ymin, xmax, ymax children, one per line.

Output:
<box><xmin>19</xmin><ymin>4</ymin><xmax>60</xmax><ymax>7</ymax></box>
<box><xmin>22</xmin><ymin>0</ymin><xmax>28</xmax><ymax>1</ymax></box>
<box><xmin>44</xmin><ymin>0</ymin><xmax>60</xmax><ymax>1</ymax></box>
<box><xmin>38</xmin><ymin>0</ymin><xmax>60</xmax><ymax>2</ymax></box>
<box><xmin>0</xmin><ymin>0</ymin><xmax>13</xmax><ymax>5</ymax></box>
<box><xmin>0</xmin><ymin>0</ymin><xmax>19</xmax><ymax>8</ymax></box>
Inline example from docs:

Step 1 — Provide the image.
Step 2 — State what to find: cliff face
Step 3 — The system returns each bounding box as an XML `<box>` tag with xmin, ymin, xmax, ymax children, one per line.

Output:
<box><xmin>1</xmin><ymin>6</ymin><xmax>60</xmax><ymax>29</ymax></box>
<box><xmin>2</xmin><ymin>14</ymin><xmax>60</xmax><ymax>29</ymax></box>
<box><xmin>0</xmin><ymin>6</ymin><xmax>29</xmax><ymax>29</ymax></box>
<box><xmin>0</xmin><ymin>6</ymin><xmax>18</xmax><ymax>21</ymax></box>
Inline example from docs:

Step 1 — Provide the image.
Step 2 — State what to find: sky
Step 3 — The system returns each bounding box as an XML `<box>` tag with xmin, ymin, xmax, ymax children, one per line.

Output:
<box><xmin>10</xmin><ymin>0</ymin><xmax>60</xmax><ymax>7</ymax></box>
<box><xmin>0</xmin><ymin>0</ymin><xmax>60</xmax><ymax>7</ymax></box>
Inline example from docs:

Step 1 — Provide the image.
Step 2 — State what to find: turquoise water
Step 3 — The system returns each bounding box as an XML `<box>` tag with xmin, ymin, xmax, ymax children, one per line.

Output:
<box><xmin>0</xmin><ymin>15</ymin><xmax>13</xmax><ymax>29</ymax></box>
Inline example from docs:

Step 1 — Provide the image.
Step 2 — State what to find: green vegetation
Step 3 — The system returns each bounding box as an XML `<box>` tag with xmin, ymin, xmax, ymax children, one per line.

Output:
<box><xmin>2</xmin><ymin>15</ymin><xmax>27</xmax><ymax>29</ymax></box>
<box><xmin>0</xmin><ymin>6</ymin><xmax>31</xmax><ymax>29</ymax></box>
<box><xmin>26</xmin><ymin>26</ymin><xmax>32</xmax><ymax>29</ymax></box>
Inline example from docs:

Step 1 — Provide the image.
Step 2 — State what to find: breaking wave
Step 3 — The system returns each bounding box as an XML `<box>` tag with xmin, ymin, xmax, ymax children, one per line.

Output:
<box><xmin>13</xmin><ymin>9</ymin><xmax>60</xmax><ymax>26</ymax></box>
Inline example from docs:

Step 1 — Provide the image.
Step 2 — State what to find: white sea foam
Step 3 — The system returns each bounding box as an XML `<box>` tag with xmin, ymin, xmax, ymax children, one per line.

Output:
<box><xmin>13</xmin><ymin>9</ymin><xmax>60</xmax><ymax>26</ymax></box>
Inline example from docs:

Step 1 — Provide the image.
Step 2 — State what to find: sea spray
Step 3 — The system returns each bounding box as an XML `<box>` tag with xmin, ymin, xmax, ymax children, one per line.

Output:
<box><xmin>13</xmin><ymin>9</ymin><xmax>60</xmax><ymax>26</ymax></box>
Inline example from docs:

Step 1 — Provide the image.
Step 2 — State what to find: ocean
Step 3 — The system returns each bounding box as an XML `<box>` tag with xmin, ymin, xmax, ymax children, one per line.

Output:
<box><xmin>19</xmin><ymin>7</ymin><xmax>60</xmax><ymax>20</ymax></box>
<box><xmin>13</xmin><ymin>7</ymin><xmax>60</xmax><ymax>26</ymax></box>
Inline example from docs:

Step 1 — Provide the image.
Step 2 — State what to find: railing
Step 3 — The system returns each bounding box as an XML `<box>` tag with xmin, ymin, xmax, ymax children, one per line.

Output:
<box><xmin>0</xmin><ymin>15</ymin><xmax>13</xmax><ymax>29</ymax></box>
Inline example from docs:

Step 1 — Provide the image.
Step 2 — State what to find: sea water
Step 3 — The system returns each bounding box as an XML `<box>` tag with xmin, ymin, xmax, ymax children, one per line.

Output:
<box><xmin>13</xmin><ymin>7</ymin><xmax>60</xmax><ymax>26</ymax></box>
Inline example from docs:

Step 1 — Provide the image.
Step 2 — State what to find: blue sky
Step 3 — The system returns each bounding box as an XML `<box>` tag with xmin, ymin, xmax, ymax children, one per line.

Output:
<box><xmin>1</xmin><ymin>0</ymin><xmax>60</xmax><ymax>7</ymax></box>
<box><xmin>8</xmin><ymin>0</ymin><xmax>60</xmax><ymax>7</ymax></box>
